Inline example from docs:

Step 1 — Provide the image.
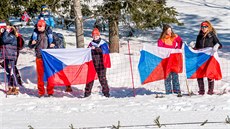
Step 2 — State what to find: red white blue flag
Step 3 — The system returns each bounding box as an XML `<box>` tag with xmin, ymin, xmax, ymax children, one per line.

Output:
<box><xmin>184</xmin><ymin>44</ymin><xmax>222</xmax><ymax>80</ymax></box>
<box><xmin>21</xmin><ymin>11</ymin><xmax>30</xmax><ymax>22</ymax></box>
<box><xmin>41</xmin><ymin>48</ymin><xmax>96</xmax><ymax>86</ymax></box>
<box><xmin>88</xmin><ymin>39</ymin><xmax>111</xmax><ymax>68</ymax></box>
<box><xmin>138</xmin><ymin>44</ymin><xmax>183</xmax><ymax>84</ymax></box>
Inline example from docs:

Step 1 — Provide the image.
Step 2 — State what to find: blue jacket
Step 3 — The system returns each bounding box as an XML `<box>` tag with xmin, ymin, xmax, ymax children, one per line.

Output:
<box><xmin>38</xmin><ymin>11</ymin><xmax>55</xmax><ymax>28</ymax></box>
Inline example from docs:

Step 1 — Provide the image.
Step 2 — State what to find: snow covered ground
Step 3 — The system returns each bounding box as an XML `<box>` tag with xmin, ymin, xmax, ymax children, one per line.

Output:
<box><xmin>0</xmin><ymin>0</ymin><xmax>230</xmax><ymax>129</ymax></box>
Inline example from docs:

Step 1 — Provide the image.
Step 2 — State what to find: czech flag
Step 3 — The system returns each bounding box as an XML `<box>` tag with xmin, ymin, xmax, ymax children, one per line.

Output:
<box><xmin>185</xmin><ymin>44</ymin><xmax>222</xmax><ymax>80</ymax></box>
<box><xmin>41</xmin><ymin>48</ymin><xmax>96</xmax><ymax>86</ymax></box>
<box><xmin>89</xmin><ymin>39</ymin><xmax>111</xmax><ymax>68</ymax></box>
<box><xmin>138</xmin><ymin>44</ymin><xmax>183</xmax><ymax>85</ymax></box>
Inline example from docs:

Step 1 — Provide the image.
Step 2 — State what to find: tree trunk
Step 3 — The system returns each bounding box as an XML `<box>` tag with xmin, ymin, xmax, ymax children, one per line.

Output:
<box><xmin>73</xmin><ymin>0</ymin><xmax>84</xmax><ymax>48</ymax></box>
<box><xmin>109</xmin><ymin>19</ymin><xmax>119</xmax><ymax>53</ymax></box>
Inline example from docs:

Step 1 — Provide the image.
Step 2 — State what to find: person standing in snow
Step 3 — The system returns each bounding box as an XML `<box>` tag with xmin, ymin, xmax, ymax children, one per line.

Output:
<box><xmin>1</xmin><ymin>25</ymin><xmax>21</xmax><ymax>95</ymax></box>
<box><xmin>0</xmin><ymin>25</ymin><xmax>24</xmax><ymax>88</ymax></box>
<box><xmin>29</xmin><ymin>19</ymin><xmax>55</xmax><ymax>97</ymax></box>
<box><xmin>190</xmin><ymin>21</ymin><xmax>222</xmax><ymax>95</ymax></box>
<box><xmin>38</xmin><ymin>5</ymin><xmax>72</xmax><ymax>93</ymax></box>
<box><xmin>84</xmin><ymin>28</ymin><xmax>111</xmax><ymax>97</ymax></box>
<box><xmin>157</xmin><ymin>24</ymin><xmax>183</xmax><ymax>97</ymax></box>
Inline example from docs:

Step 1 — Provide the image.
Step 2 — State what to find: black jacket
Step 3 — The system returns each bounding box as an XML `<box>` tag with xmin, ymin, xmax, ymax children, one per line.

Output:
<box><xmin>29</xmin><ymin>26</ymin><xmax>52</xmax><ymax>58</ymax></box>
<box><xmin>195</xmin><ymin>31</ymin><xmax>222</xmax><ymax>49</ymax></box>
<box><xmin>35</xmin><ymin>32</ymin><xmax>49</xmax><ymax>58</ymax></box>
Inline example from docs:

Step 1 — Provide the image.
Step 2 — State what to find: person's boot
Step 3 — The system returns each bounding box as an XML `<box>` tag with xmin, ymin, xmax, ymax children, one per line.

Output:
<box><xmin>6</xmin><ymin>86</ymin><xmax>13</xmax><ymax>95</ymax></box>
<box><xmin>104</xmin><ymin>93</ymin><xmax>110</xmax><ymax>98</ymax></box>
<box><xmin>197</xmin><ymin>78</ymin><xmax>205</xmax><ymax>95</ymax></box>
<box><xmin>11</xmin><ymin>87</ymin><xmax>19</xmax><ymax>95</ymax></box>
<box><xmin>65</xmin><ymin>86</ymin><xmax>72</xmax><ymax>92</ymax></box>
<box><xmin>7</xmin><ymin>86</ymin><xmax>19</xmax><ymax>95</ymax></box>
<box><xmin>48</xmin><ymin>94</ymin><xmax>53</xmax><ymax>97</ymax></box>
<box><xmin>207</xmin><ymin>79</ymin><xmax>214</xmax><ymax>95</ymax></box>
<box><xmin>84</xmin><ymin>92</ymin><xmax>91</xmax><ymax>98</ymax></box>
<box><xmin>177</xmin><ymin>92</ymin><xmax>182</xmax><ymax>97</ymax></box>
<box><xmin>84</xmin><ymin>81</ymin><xmax>94</xmax><ymax>97</ymax></box>
<box><xmin>38</xmin><ymin>93</ymin><xmax>44</xmax><ymax>98</ymax></box>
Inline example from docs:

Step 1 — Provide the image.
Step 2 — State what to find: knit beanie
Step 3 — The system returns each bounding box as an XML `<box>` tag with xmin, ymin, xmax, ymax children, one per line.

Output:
<box><xmin>37</xmin><ymin>19</ymin><xmax>46</xmax><ymax>27</ymax></box>
<box><xmin>92</xmin><ymin>28</ymin><xmax>100</xmax><ymax>37</ymax></box>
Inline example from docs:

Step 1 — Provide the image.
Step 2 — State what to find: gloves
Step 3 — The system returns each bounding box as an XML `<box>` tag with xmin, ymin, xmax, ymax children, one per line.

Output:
<box><xmin>189</xmin><ymin>41</ymin><xmax>196</xmax><ymax>48</ymax></box>
<box><xmin>213</xmin><ymin>43</ymin><xmax>220</xmax><ymax>52</ymax></box>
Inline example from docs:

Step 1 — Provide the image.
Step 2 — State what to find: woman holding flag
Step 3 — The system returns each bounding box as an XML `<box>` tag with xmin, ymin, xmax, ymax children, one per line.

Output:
<box><xmin>191</xmin><ymin>21</ymin><xmax>222</xmax><ymax>95</ymax></box>
<box><xmin>157</xmin><ymin>24</ymin><xmax>183</xmax><ymax>97</ymax></box>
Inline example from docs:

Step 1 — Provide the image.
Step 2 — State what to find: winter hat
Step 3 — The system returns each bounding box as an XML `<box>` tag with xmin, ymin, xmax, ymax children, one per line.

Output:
<box><xmin>37</xmin><ymin>19</ymin><xmax>46</xmax><ymax>27</ymax></box>
<box><xmin>92</xmin><ymin>28</ymin><xmax>100</xmax><ymax>37</ymax></box>
<box><xmin>41</xmin><ymin>5</ymin><xmax>48</xmax><ymax>11</ymax></box>
<box><xmin>201</xmin><ymin>22</ymin><xmax>209</xmax><ymax>27</ymax></box>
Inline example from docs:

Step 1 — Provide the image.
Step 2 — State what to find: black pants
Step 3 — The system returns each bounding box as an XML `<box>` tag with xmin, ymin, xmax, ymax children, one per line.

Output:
<box><xmin>197</xmin><ymin>78</ymin><xmax>214</xmax><ymax>94</ymax></box>
<box><xmin>1</xmin><ymin>51</ymin><xmax>22</xmax><ymax>86</ymax></box>
<box><xmin>85</xmin><ymin>54</ymin><xmax>109</xmax><ymax>96</ymax></box>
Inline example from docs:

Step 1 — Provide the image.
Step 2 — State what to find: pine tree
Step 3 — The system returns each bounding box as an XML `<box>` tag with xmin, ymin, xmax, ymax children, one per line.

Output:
<box><xmin>0</xmin><ymin>0</ymin><xmax>60</xmax><ymax>21</ymax></box>
<box><xmin>96</xmin><ymin>0</ymin><xmax>121</xmax><ymax>53</ymax></box>
<box><xmin>0</xmin><ymin>0</ymin><xmax>13</xmax><ymax>23</ymax></box>
<box><xmin>94</xmin><ymin>0</ymin><xmax>182</xmax><ymax>53</ymax></box>
<box><xmin>124</xmin><ymin>0</ymin><xmax>182</xmax><ymax>29</ymax></box>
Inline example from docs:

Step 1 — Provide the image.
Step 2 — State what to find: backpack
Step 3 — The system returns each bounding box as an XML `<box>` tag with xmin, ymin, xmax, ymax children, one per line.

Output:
<box><xmin>53</xmin><ymin>32</ymin><xmax>65</xmax><ymax>48</ymax></box>
<box><xmin>17</xmin><ymin>34</ymin><xmax>24</xmax><ymax>50</ymax></box>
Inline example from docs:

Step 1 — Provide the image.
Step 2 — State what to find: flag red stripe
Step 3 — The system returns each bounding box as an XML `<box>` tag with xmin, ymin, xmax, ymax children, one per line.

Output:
<box><xmin>47</xmin><ymin>61</ymin><xmax>97</xmax><ymax>86</ymax></box>
<box><xmin>143</xmin><ymin>53</ymin><xmax>183</xmax><ymax>84</ymax></box>
<box><xmin>190</xmin><ymin>56</ymin><xmax>222</xmax><ymax>80</ymax></box>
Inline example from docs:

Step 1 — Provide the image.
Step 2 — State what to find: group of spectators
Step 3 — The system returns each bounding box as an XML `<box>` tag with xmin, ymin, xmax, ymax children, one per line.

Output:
<box><xmin>0</xmin><ymin>4</ymin><xmax>222</xmax><ymax>98</ymax></box>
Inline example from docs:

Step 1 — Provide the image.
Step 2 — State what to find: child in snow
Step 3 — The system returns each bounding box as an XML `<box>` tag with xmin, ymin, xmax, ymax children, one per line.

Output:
<box><xmin>29</xmin><ymin>19</ymin><xmax>55</xmax><ymax>97</ymax></box>
<box><xmin>157</xmin><ymin>24</ymin><xmax>183</xmax><ymax>97</ymax></box>
<box><xmin>38</xmin><ymin>5</ymin><xmax>55</xmax><ymax>28</ymax></box>
<box><xmin>190</xmin><ymin>21</ymin><xmax>222</xmax><ymax>95</ymax></box>
<box><xmin>32</xmin><ymin>5</ymin><xmax>55</xmax><ymax>47</ymax></box>
<box><xmin>84</xmin><ymin>28</ymin><xmax>111</xmax><ymax>97</ymax></box>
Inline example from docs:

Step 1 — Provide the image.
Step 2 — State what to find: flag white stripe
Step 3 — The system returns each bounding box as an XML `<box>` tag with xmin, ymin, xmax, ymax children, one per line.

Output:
<box><xmin>42</xmin><ymin>48</ymin><xmax>92</xmax><ymax>65</ymax></box>
<box><xmin>142</xmin><ymin>43</ymin><xmax>182</xmax><ymax>58</ymax></box>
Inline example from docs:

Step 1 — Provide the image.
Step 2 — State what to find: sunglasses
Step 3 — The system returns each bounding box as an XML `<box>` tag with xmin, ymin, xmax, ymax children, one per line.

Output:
<box><xmin>37</xmin><ymin>25</ymin><xmax>45</xmax><ymax>28</ymax></box>
<box><xmin>201</xmin><ymin>26</ymin><xmax>208</xmax><ymax>29</ymax></box>
<box><xmin>42</xmin><ymin>8</ymin><xmax>49</xmax><ymax>11</ymax></box>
